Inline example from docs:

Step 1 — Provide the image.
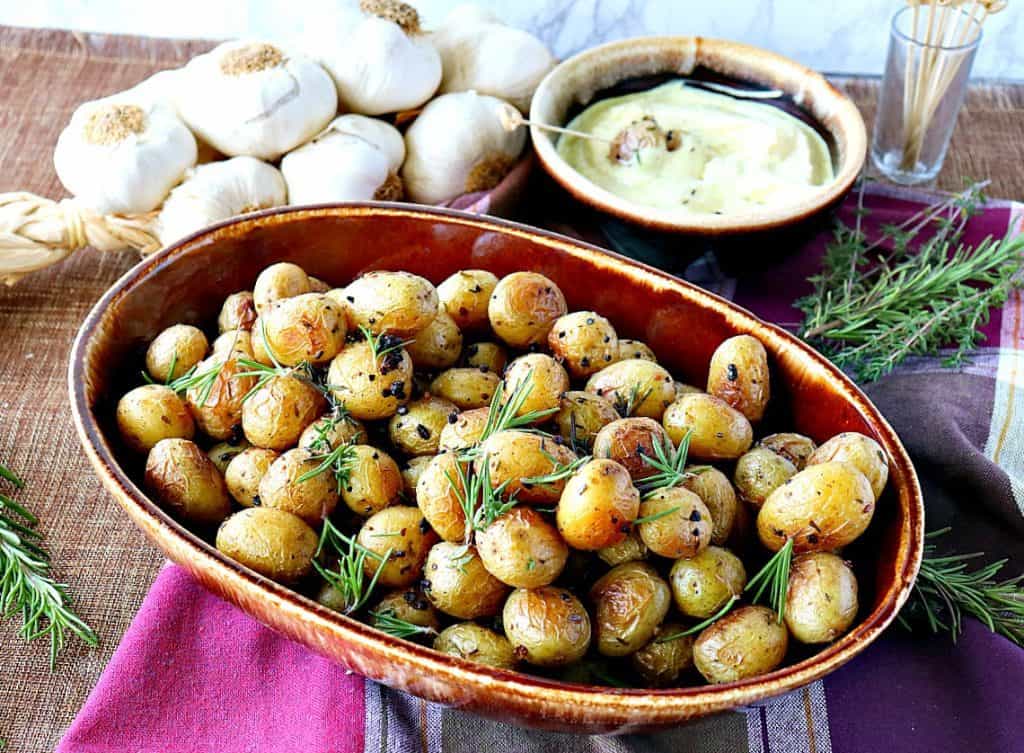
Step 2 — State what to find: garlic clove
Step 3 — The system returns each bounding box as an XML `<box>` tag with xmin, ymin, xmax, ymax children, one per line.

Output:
<box><xmin>281</xmin><ymin>115</ymin><xmax>406</xmax><ymax>204</ymax></box>
<box><xmin>430</xmin><ymin>4</ymin><xmax>556</xmax><ymax>113</ymax></box>
<box><xmin>53</xmin><ymin>95</ymin><xmax>198</xmax><ymax>215</ymax></box>
<box><xmin>156</xmin><ymin>156</ymin><xmax>287</xmax><ymax>244</ymax></box>
<box><xmin>401</xmin><ymin>91</ymin><xmax>526</xmax><ymax>205</ymax></box>
<box><xmin>319</xmin><ymin>1</ymin><xmax>441</xmax><ymax>115</ymax></box>
<box><xmin>175</xmin><ymin>40</ymin><xmax>337</xmax><ymax>161</ymax></box>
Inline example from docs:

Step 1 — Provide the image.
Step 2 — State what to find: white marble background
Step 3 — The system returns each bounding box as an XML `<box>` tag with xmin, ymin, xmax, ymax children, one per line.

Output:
<box><xmin>1</xmin><ymin>0</ymin><xmax>1020</xmax><ymax>78</ymax></box>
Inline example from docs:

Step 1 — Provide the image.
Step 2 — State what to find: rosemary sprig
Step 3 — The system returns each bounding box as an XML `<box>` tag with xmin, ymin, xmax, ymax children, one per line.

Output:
<box><xmin>359</xmin><ymin>325</ymin><xmax>413</xmax><ymax>367</ymax></box>
<box><xmin>636</xmin><ymin>430</ymin><xmax>704</xmax><ymax>497</ymax></box>
<box><xmin>305</xmin><ymin>406</ymin><xmax>355</xmax><ymax>453</ymax></box>
<box><xmin>444</xmin><ymin>455</ymin><xmax>517</xmax><ymax>538</ymax></box>
<box><xmin>0</xmin><ymin>463</ymin><xmax>98</xmax><ymax>666</ymax></box>
<box><xmin>296</xmin><ymin>440</ymin><xmax>358</xmax><ymax>494</ymax></box>
<box><xmin>656</xmin><ymin>596</ymin><xmax>740</xmax><ymax>642</ymax></box>
<box><xmin>236</xmin><ymin>319</ymin><xmax>318</xmax><ymax>402</ymax></box>
<box><xmin>898</xmin><ymin>528</ymin><xmax>1024</xmax><ymax>646</ymax></box>
<box><xmin>520</xmin><ymin>451</ymin><xmax>590</xmax><ymax>488</ymax></box>
<box><xmin>474</xmin><ymin>371</ymin><xmax>558</xmax><ymax>448</ymax></box>
<box><xmin>745</xmin><ymin>538</ymin><xmax>795</xmax><ymax>623</ymax></box>
<box><xmin>798</xmin><ymin>180</ymin><xmax>1024</xmax><ymax>382</ymax></box>
<box><xmin>612</xmin><ymin>381</ymin><xmax>654</xmax><ymax>418</ymax></box>
<box><xmin>632</xmin><ymin>505</ymin><xmax>682</xmax><ymax>525</ymax></box>
<box><xmin>315</xmin><ymin>519</ymin><xmax>391</xmax><ymax>614</ymax></box>
<box><xmin>166</xmin><ymin>361</ymin><xmax>223</xmax><ymax>407</ymax></box>
<box><xmin>370</xmin><ymin>609</ymin><xmax>438</xmax><ymax>640</ymax></box>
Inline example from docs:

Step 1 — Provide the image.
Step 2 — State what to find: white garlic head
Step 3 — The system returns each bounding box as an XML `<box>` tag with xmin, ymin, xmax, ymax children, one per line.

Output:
<box><xmin>157</xmin><ymin>156</ymin><xmax>287</xmax><ymax>243</ymax></box>
<box><xmin>281</xmin><ymin>115</ymin><xmax>405</xmax><ymax>204</ymax></box>
<box><xmin>401</xmin><ymin>91</ymin><xmax>526</xmax><ymax>205</ymax></box>
<box><xmin>319</xmin><ymin>0</ymin><xmax>441</xmax><ymax>115</ymax></box>
<box><xmin>53</xmin><ymin>95</ymin><xmax>197</xmax><ymax>215</ymax></box>
<box><xmin>175</xmin><ymin>40</ymin><xmax>337</xmax><ymax>161</ymax></box>
<box><xmin>430</xmin><ymin>4</ymin><xmax>556</xmax><ymax>113</ymax></box>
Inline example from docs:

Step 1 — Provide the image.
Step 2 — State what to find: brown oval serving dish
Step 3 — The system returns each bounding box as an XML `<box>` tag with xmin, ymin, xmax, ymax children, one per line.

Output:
<box><xmin>69</xmin><ymin>204</ymin><xmax>921</xmax><ymax>734</ymax></box>
<box><xmin>530</xmin><ymin>36</ymin><xmax>867</xmax><ymax>240</ymax></box>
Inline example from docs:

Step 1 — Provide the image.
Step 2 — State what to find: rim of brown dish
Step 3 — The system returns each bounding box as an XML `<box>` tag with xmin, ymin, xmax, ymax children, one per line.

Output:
<box><xmin>529</xmin><ymin>36</ymin><xmax>868</xmax><ymax>236</ymax></box>
<box><xmin>69</xmin><ymin>202</ymin><xmax>921</xmax><ymax>730</ymax></box>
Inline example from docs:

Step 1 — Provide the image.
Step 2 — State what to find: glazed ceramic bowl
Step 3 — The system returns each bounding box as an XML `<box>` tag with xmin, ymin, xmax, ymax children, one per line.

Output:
<box><xmin>69</xmin><ymin>204</ymin><xmax>921</xmax><ymax>734</ymax></box>
<box><xmin>530</xmin><ymin>36</ymin><xmax>867</xmax><ymax>238</ymax></box>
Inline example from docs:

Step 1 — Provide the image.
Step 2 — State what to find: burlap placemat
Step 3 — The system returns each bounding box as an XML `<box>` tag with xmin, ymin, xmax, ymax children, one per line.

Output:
<box><xmin>0</xmin><ymin>24</ymin><xmax>1021</xmax><ymax>752</ymax></box>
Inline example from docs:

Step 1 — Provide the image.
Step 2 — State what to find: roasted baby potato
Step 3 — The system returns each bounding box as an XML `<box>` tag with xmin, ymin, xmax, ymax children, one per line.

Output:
<box><xmin>637</xmin><ymin>487</ymin><xmax>712</xmax><ymax>559</ymax></box>
<box><xmin>298</xmin><ymin>412</ymin><xmax>367</xmax><ymax>451</ymax></box>
<box><xmin>554</xmin><ymin>391</ymin><xmax>619</xmax><ymax>450</ymax></box>
<box><xmin>207</xmin><ymin>439</ymin><xmax>250</xmax><ymax>474</ymax></box>
<box><xmin>693</xmin><ymin>605</ymin><xmax>788</xmax><ymax>683</ymax></box>
<box><xmin>548</xmin><ymin>311</ymin><xmax>618</xmax><ymax>378</ymax></box>
<box><xmin>597</xmin><ymin>529</ymin><xmax>649</xmax><ymax>567</ymax></box>
<box><xmin>502</xmin><ymin>586</ymin><xmax>591</xmax><ymax>667</ymax></box>
<box><xmin>242</xmin><ymin>375</ymin><xmax>325</xmax><ymax>450</ymax></box>
<box><xmin>211</xmin><ymin>329</ymin><xmax>254</xmax><ymax>360</ymax></box>
<box><xmin>733</xmin><ymin>447</ymin><xmax>797</xmax><ymax>508</ymax></box>
<box><xmin>808</xmin><ymin>432</ymin><xmax>889</xmax><ymax>501</ymax></box>
<box><xmin>785</xmin><ymin>552</ymin><xmax>859</xmax><ymax>644</ymax></box>
<box><xmin>503</xmin><ymin>353</ymin><xmax>568</xmax><ymax>421</ymax></box>
<box><xmin>253</xmin><ymin>262</ymin><xmax>311</xmax><ymax>314</ymax></box>
<box><xmin>707</xmin><ymin>335</ymin><xmax>770</xmax><ymax>422</ymax></box>
<box><xmin>117</xmin><ymin>385</ymin><xmax>195</xmax><ymax>453</ymax></box>
<box><xmin>423</xmin><ymin>542</ymin><xmax>510</xmax><ymax>619</ymax></box>
<box><xmin>438</xmin><ymin>407</ymin><xmax>489</xmax><ymax>452</ymax></box>
<box><xmin>224</xmin><ymin>447</ymin><xmax>279</xmax><ymax>507</ymax></box>
<box><xmin>592</xmin><ymin>417</ymin><xmax>669</xmax><ymax>482</ymax></box>
<box><xmin>759</xmin><ymin>432</ymin><xmax>817</xmax><ymax>470</ymax></box>
<box><xmin>145</xmin><ymin>324</ymin><xmax>208</xmax><ymax>383</ymax></box>
<box><xmin>586</xmin><ymin>359</ymin><xmax>676</xmax><ymax>420</ymax></box>
<box><xmin>682</xmin><ymin>467</ymin><xmax>738</xmax><ymax>546</ymax></box>
<box><xmin>357</xmin><ymin>505</ymin><xmax>438</xmax><ymax>588</ymax></box>
<box><xmin>669</xmin><ymin>546</ymin><xmax>746</xmax><ymax>619</ymax></box>
<box><xmin>589</xmin><ymin>561</ymin><xmax>671</xmax><ymax>657</ymax></box>
<box><xmin>404</xmin><ymin>310</ymin><xmax>463</xmax><ymax>370</ymax></box>
<box><xmin>327</xmin><ymin>339</ymin><xmax>413</xmax><ymax>420</ymax></box>
<box><xmin>488</xmin><ymin>271</ymin><xmax>567</xmax><ymax>347</ymax></box>
<box><xmin>434</xmin><ymin>623</ymin><xmax>516</xmax><ymax>669</ymax></box>
<box><xmin>429</xmin><ymin>367</ymin><xmax>501</xmax><ymax>410</ymax></box>
<box><xmin>343</xmin><ymin>271</ymin><xmax>439</xmax><ymax>336</ymax></box>
<box><xmin>216</xmin><ymin>507</ymin><xmax>318</xmax><ymax>583</ymax></box>
<box><xmin>476</xmin><ymin>430</ymin><xmax>578</xmax><ymax>504</ymax></box>
<box><xmin>415</xmin><ymin>452</ymin><xmax>470</xmax><ymax>542</ymax></box>
<box><xmin>258</xmin><ymin>447</ymin><xmax>339</xmax><ymax>525</ymax></box>
<box><xmin>373</xmin><ymin>587</ymin><xmax>441</xmax><ymax>632</ymax></box>
<box><xmin>218</xmin><ymin>290</ymin><xmax>257</xmax><ymax>333</ymax></box>
<box><xmin>477</xmin><ymin>506</ymin><xmax>569</xmax><ymax>588</ymax></box>
<box><xmin>459</xmin><ymin>341</ymin><xmax>507</xmax><ymax>374</ymax></box>
<box><xmin>260</xmin><ymin>293</ymin><xmax>347</xmax><ymax>366</ymax></box>
<box><xmin>757</xmin><ymin>462</ymin><xmax>876</xmax><ymax>553</ymax></box>
<box><xmin>673</xmin><ymin>382</ymin><xmax>702</xmax><ymax>399</ymax></box>
<box><xmin>630</xmin><ymin>623</ymin><xmax>694</xmax><ymax>687</ymax></box>
<box><xmin>400</xmin><ymin>455</ymin><xmax>433</xmax><ymax>501</ymax></box>
<box><xmin>617</xmin><ymin>339</ymin><xmax>657</xmax><ymax>363</ymax></box>
<box><xmin>437</xmin><ymin>269</ymin><xmax>499</xmax><ymax>331</ymax></box>
<box><xmin>662</xmin><ymin>393</ymin><xmax>753</xmax><ymax>460</ymax></box>
<box><xmin>144</xmin><ymin>438</ymin><xmax>230</xmax><ymax>525</ymax></box>
<box><xmin>388</xmin><ymin>395</ymin><xmax>459</xmax><ymax>456</ymax></box>
<box><xmin>341</xmin><ymin>444</ymin><xmax>403</xmax><ymax>517</ymax></box>
<box><xmin>556</xmin><ymin>459</ymin><xmax>639</xmax><ymax>550</ymax></box>
<box><xmin>185</xmin><ymin>355</ymin><xmax>256</xmax><ymax>441</ymax></box>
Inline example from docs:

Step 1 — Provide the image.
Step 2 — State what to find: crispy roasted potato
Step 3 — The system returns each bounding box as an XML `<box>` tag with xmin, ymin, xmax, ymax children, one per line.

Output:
<box><xmin>145</xmin><ymin>324</ymin><xmax>208</xmax><ymax>383</ymax></box>
<box><xmin>488</xmin><ymin>272</ymin><xmax>567</xmax><ymax>347</ymax></box>
<box><xmin>117</xmin><ymin>385</ymin><xmax>195</xmax><ymax>453</ymax></box>
<box><xmin>423</xmin><ymin>542</ymin><xmax>510</xmax><ymax>619</ymax></box>
<box><xmin>437</xmin><ymin>269</ymin><xmax>499</xmax><ymax>331</ymax></box>
<box><xmin>785</xmin><ymin>553</ymin><xmax>859</xmax><ymax>644</ymax></box>
<box><xmin>707</xmin><ymin>335</ymin><xmax>770</xmax><ymax>422</ymax></box>
<box><xmin>502</xmin><ymin>586</ymin><xmax>591</xmax><ymax>667</ymax></box>
<box><xmin>327</xmin><ymin>339</ymin><xmax>413</xmax><ymax>420</ymax></box>
<box><xmin>341</xmin><ymin>444</ymin><xmax>403</xmax><ymax>517</ymax></box>
<box><xmin>372</xmin><ymin>587</ymin><xmax>442</xmax><ymax>632</ymax></box>
<box><xmin>503</xmin><ymin>353</ymin><xmax>568</xmax><ymax>421</ymax></box>
<box><xmin>343</xmin><ymin>271</ymin><xmax>439</xmax><ymax>336</ymax></box>
<box><xmin>548</xmin><ymin>311</ymin><xmax>618</xmax><ymax>378</ymax></box>
<box><xmin>260</xmin><ymin>293</ymin><xmax>347</xmax><ymax>366</ymax></box>
<box><xmin>438</xmin><ymin>407</ymin><xmax>490</xmax><ymax>452</ymax></box>
<box><xmin>216</xmin><ymin>508</ymin><xmax>318</xmax><ymax>583</ymax></box>
<box><xmin>592</xmin><ymin>417</ymin><xmax>669</xmax><ymax>482</ymax></box>
<box><xmin>434</xmin><ymin>623</ymin><xmax>516</xmax><ymax>669</ymax></box>
<box><xmin>388</xmin><ymin>395</ymin><xmax>459</xmax><ymax>456</ymax></box>
<box><xmin>557</xmin><ymin>459</ymin><xmax>639</xmax><ymax>550</ymax></box>
<box><xmin>682</xmin><ymin>467</ymin><xmax>738</xmax><ymax>545</ymax></box>
<box><xmin>401</xmin><ymin>455</ymin><xmax>433</xmax><ymax>501</ymax></box>
<box><xmin>224</xmin><ymin>447</ymin><xmax>279</xmax><ymax>507</ymax></box>
<box><xmin>405</xmin><ymin>310</ymin><xmax>463</xmax><ymax>370</ymax></box>
<box><xmin>616</xmin><ymin>339</ymin><xmax>657</xmax><ymax>363</ymax></box>
<box><xmin>358</xmin><ymin>505</ymin><xmax>439</xmax><ymax>588</ymax></box>
<box><xmin>554</xmin><ymin>391</ymin><xmax>619</xmax><ymax>450</ymax></box>
<box><xmin>415</xmin><ymin>452</ymin><xmax>470</xmax><ymax>542</ymax></box>
<box><xmin>185</xmin><ymin>355</ymin><xmax>256</xmax><ymax>440</ymax></box>
<box><xmin>218</xmin><ymin>291</ymin><xmax>257</xmax><ymax>333</ymax></box>
<box><xmin>298</xmin><ymin>413</ymin><xmax>367</xmax><ymax>451</ymax></box>
<box><xmin>693</xmin><ymin>605</ymin><xmax>788</xmax><ymax>683</ymax></box>
<box><xmin>586</xmin><ymin>359</ymin><xmax>675</xmax><ymax>420</ymax></box>
<box><xmin>808</xmin><ymin>432</ymin><xmax>889</xmax><ymax>501</ymax></box>
<box><xmin>637</xmin><ymin>487</ymin><xmax>712</xmax><ymax>559</ymax></box>
<box><xmin>144</xmin><ymin>438</ymin><xmax>230</xmax><ymax>525</ymax></box>
<box><xmin>242</xmin><ymin>375</ymin><xmax>325</xmax><ymax>450</ymax></box>
<box><xmin>758</xmin><ymin>432</ymin><xmax>817</xmax><ymax>470</ymax></box>
<box><xmin>477</xmin><ymin>430</ymin><xmax>578</xmax><ymax>504</ymax></box>
<box><xmin>459</xmin><ymin>341</ymin><xmax>507</xmax><ymax>374</ymax></box>
<box><xmin>590</xmin><ymin>561</ymin><xmax>671</xmax><ymax>656</ymax></box>
<box><xmin>733</xmin><ymin>447</ymin><xmax>797</xmax><ymax>508</ymax></box>
<box><xmin>258</xmin><ymin>447</ymin><xmax>339</xmax><ymax>525</ymax></box>
<box><xmin>429</xmin><ymin>368</ymin><xmax>501</xmax><ymax>410</ymax></box>
<box><xmin>662</xmin><ymin>393</ymin><xmax>753</xmax><ymax>460</ymax></box>
<box><xmin>630</xmin><ymin>623</ymin><xmax>694</xmax><ymax>687</ymax></box>
<box><xmin>253</xmin><ymin>262</ymin><xmax>311</xmax><ymax>314</ymax></box>
<box><xmin>477</xmin><ymin>507</ymin><xmax>569</xmax><ymax>588</ymax></box>
<box><xmin>669</xmin><ymin>546</ymin><xmax>746</xmax><ymax>619</ymax></box>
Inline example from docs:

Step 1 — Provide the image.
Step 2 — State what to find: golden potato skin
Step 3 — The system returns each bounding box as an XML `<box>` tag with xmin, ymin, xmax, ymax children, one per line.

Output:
<box><xmin>557</xmin><ymin>459</ymin><xmax>639</xmax><ymax>551</ymax></box>
<box><xmin>242</xmin><ymin>375</ymin><xmax>325</xmax><ymax>450</ymax></box>
<box><xmin>586</xmin><ymin>359</ymin><xmax>676</xmax><ymax>420</ymax></box>
<box><xmin>307</xmin><ymin>275</ymin><xmax>331</xmax><ymax>294</ymax></box>
<box><xmin>477</xmin><ymin>507</ymin><xmax>568</xmax><ymax>587</ymax></box>
<box><xmin>253</xmin><ymin>262</ymin><xmax>311</xmax><ymax>314</ymax></box>
<box><xmin>144</xmin><ymin>438</ymin><xmax>231</xmax><ymax>525</ymax></box>
<box><xmin>669</xmin><ymin>546</ymin><xmax>746</xmax><ymax>619</ymax></box>
<box><xmin>488</xmin><ymin>272</ymin><xmax>567</xmax><ymax>347</ymax></box>
<box><xmin>759</xmin><ymin>432</ymin><xmax>817</xmax><ymax>470</ymax></box>
<box><xmin>258</xmin><ymin>448</ymin><xmax>340</xmax><ymax>525</ymax></box>
<box><xmin>423</xmin><ymin>542</ymin><xmax>510</xmax><ymax>619</ymax></box>
<box><xmin>503</xmin><ymin>586</ymin><xmax>591</xmax><ymax>667</ymax></box>
<box><xmin>437</xmin><ymin>269</ymin><xmax>498</xmax><ymax>332</ymax></box>
<box><xmin>477</xmin><ymin>430</ymin><xmax>578</xmax><ymax>504</ymax></box>
<box><xmin>207</xmin><ymin>439</ymin><xmax>250</xmax><ymax>474</ymax></box>
<box><xmin>404</xmin><ymin>310</ymin><xmax>463</xmax><ymax>370</ymax></box>
<box><xmin>145</xmin><ymin>324</ymin><xmax>208</xmax><ymax>383</ymax></box>
<box><xmin>401</xmin><ymin>455</ymin><xmax>433</xmax><ymax>501</ymax></box>
<box><xmin>683</xmin><ymin>467</ymin><xmax>738</xmax><ymax>546</ymax></box>
<box><xmin>503</xmin><ymin>353</ymin><xmax>568</xmax><ymax>421</ymax></box>
<box><xmin>592</xmin><ymin>417</ymin><xmax>669</xmax><ymax>482</ymax></box>
<box><xmin>617</xmin><ymin>339</ymin><xmax>657</xmax><ymax>362</ymax></box>
<box><xmin>224</xmin><ymin>447</ymin><xmax>279</xmax><ymax>507</ymax></box>
<box><xmin>637</xmin><ymin>487</ymin><xmax>712</xmax><ymax>559</ymax></box>
<box><xmin>631</xmin><ymin>623</ymin><xmax>694</xmax><ymax>687</ymax></box>
<box><xmin>757</xmin><ymin>462</ymin><xmax>876</xmax><ymax>553</ymax></box>
<box><xmin>808</xmin><ymin>432</ymin><xmax>889</xmax><ymax>501</ymax></box>
<box><xmin>388</xmin><ymin>396</ymin><xmax>459</xmax><ymax>457</ymax></box>
<box><xmin>589</xmin><ymin>562</ymin><xmax>671</xmax><ymax>656</ymax></box>
<box><xmin>215</xmin><ymin>508</ymin><xmax>317</xmax><ymax>584</ymax></box>
<box><xmin>116</xmin><ymin>385</ymin><xmax>195</xmax><ymax>453</ymax></box>
<box><xmin>438</xmin><ymin>407</ymin><xmax>489</xmax><ymax>451</ymax></box>
<box><xmin>186</xmin><ymin>355</ymin><xmax>256</xmax><ymax>441</ymax></box>
<box><xmin>298</xmin><ymin>413</ymin><xmax>367</xmax><ymax>451</ymax></box>
<box><xmin>554</xmin><ymin>391</ymin><xmax>619</xmax><ymax>450</ymax></box>
<box><xmin>260</xmin><ymin>293</ymin><xmax>347</xmax><ymax>366</ymax></box>
<box><xmin>662</xmin><ymin>393</ymin><xmax>753</xmax><ymax>461</ymax></box>
<box><xmin>341</xmin><ymin>445</ymin><xmax>403</xmax><ymax>517</ymax></box>
<box><xmin>373</xmin><ymin>587</ymin><xmax>441</xmax><ymax>632</ymax></box>
<box><xmin>429</xmin><ymin>368</ymin><xmax>501</xmax><ymax>410</ymax></box>
<box><xmin>785</xmin><ymin>553</ymin><xmax>859</xmax><ymax>644</ymax></box>
<box><xmin>434</xmin><ymin>623</ymin><xmax>516</xmax><ymax>669</ymax></box>
<box><xmin>693</xmin><ymin>605</ymin><xmax>789</xmax><ymax>683</ymax></box>
<box><xmin>327</xmin><ymin>340</ymin><xmax>413</xmax><ymax>420</ymax></box>
<box><xmin>707</xmin><ymin>335</ymin><xmax>770</xmax><ymax>422</ymax></box>
<box><xmin>211</xmin><ymin>329</ymin><xmax>254</xmax><ymax>360</ymax></box>
<box><xmin>734</xmin><ymin>448</ymin><xmax>797</xmax><ymax>508</ymax></box>
<box><xmin>597</xmin><ymin>529</ymin><xmax>649</xmax><ymax>567</ymax></box>
<box><xmin>343</xmin><ymin>271</ymin><xmax>439</xmax><ymax>336</ymax></box>
<box><xmin>460</xmin><ymin>341</ymin><xmax>507</xmax><ymax>374</ymax></box>
<box><xmin>674</xmin><ymin>382</ymin><xmax>702</xmax><ymax>399</ymax></box>
<box><xmin>218</xmin><ymin>291</ymin><xmax>257</xmax><ymax>333</ymax></box>
<box><xmin>415</xmin><ymin>452</ymin><xmax>469</xmax><ymax>542</ymax></box>
<box><xmin>548</xmin><ymin>311</ymin><xmax>618</xmax><ymax>378</ymax></box>
<box><xmin>358</xmin><ymin>506</ymin><xmax>438</xmax><ymax>588</ymax></box>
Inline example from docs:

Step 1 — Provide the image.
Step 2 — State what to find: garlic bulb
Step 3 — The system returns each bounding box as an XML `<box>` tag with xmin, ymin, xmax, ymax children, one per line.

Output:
<box><xmin>53</xmin><ymin>95</ymin><xmax>197</xmax><ymax>215</ymax></box>
<box><xmin>318</xmin><ymin>0</ymin><xmax>441</xmax><ymax>115</ymax></box>
<box><xmin>175</xmin><ymin>40</ymin><xmax>337</xmax><ymax>161</ymax></box>
<box><xmin>402</xmin><ymin>91</ymin><xmax>525</xmax><ymax>205</ymax></box>
<box><xmin>281</xmin><ymin>115</ymin><xmax>405</xmax><ymax>204</ymax></box>
<box><xmin>157</xmin><ymin>156</ymin><xmax>287</xmax><ymax>244</ymax></box>
<box><xmin>430</xmin><ymin>5</ymin><xmax>556</xmax><ymax>113</ymax></box>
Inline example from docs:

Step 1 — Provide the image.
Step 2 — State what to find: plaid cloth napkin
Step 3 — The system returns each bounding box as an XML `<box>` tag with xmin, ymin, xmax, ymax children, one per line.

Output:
<box><xmin>57</xmin><ymin>185</ymin><xmax>1024</xmax><ymax>753</ymax></box>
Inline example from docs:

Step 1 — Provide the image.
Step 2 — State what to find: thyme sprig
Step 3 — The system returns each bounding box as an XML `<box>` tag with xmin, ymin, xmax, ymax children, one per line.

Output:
<box><xmin>898</xmin><ymin>528</ymin><xmax>1024</xmax><ymax>646</ymax></box>
<box><xmin>746</xmin><ymin>538</ymin><xmax>795</xmax><ymax>623</ymax></box>
<box><xmin>798</xmin><ymin>180</ymin><xmax>1024</xmax><ymax>382</ymax></box>
<box><xmin>370</xmin><ymin>609</ymin><xmax>438</xmax><ymax>640</ymax></box>
<box><xmin>315</xmin><ymin>519</ymin><xmax>391</xmax><ymax>614</ymax></box>
<box><xmin>636</xmin><ymin>429</ymin><xmax>704</xmax><ymax>498</ymax></box>
<box><xmin>0</xmin><ymin>462</ymin><xmax>98</xmax><ymax>666</ymax></box>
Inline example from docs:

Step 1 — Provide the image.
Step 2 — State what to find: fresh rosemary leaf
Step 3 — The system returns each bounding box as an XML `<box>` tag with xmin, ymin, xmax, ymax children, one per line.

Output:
<box><xmin>636</xmin><ymin>430</ymin><xmax>703</xmax><ymax>497</ymax></box>
<box><xmin>315</xmin><ymin>519</ymin><xmax>390</xmax><ymax>614</ymax></box>
<box><xmin>444</xmin><ymin>455</ymin><xmax>516</xmax><ymax>538</ymax></box>
<box><xmin>166</xmin><ymin>361</ymin><xmax>222</xmax><ymax>407</ymax></box>
<box><xmin>0</xmin><ymin>463</ymin><xmax>24</xmax><ymax>490</ymax></box>
<box><xmin>520</xmin><ymin>452</ymin><xmax>590</xmax><ymax>488</ymax></box>
<box><xmin>613</xmin><ymin>381</ymin><xmax>654</xmax><ymax>418</ymax></box>
<box><xmin>475</xmin><ymin>371</ymin><xmax>557</xmax><ymax>448</ymax></box>
<box><xmin>358</xmin><ymin>326</ymin><xmax>414</xmax><ymax>367</ymax></box>
<box><xmin>745</xmin><ymin>538</ymin><xmax>795</xmax><ymax>623</ymax></box>
<box><xmin>370</xmin><ymin>609</ymin><xmax>437</xmax><ymax>640</ymax></box>
<box><xmin>632</xmin><ymin>505</ymin><xmax>682</xmax><ymax>525</ymax></box>
<box><xmin>657</xmin><ymin>596</ymin><xmax>740</xmax><ymax>642</ymax></box>
<box><xmin>297</xmin><ymin>441</ymin><xmax>358</xmax><ymax>494</ymax></box>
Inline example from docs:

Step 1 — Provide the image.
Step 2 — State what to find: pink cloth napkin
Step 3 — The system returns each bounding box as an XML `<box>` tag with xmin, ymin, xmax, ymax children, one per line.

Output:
<box><xmin>57</xmin><ymin>565</ymin><xmax>365</xmax><ymax>753</ymax></box>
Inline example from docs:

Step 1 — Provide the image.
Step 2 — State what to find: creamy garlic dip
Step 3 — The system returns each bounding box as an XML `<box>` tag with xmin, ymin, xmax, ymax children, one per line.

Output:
<box><xmin>557</xmin><ymin>81</ymin><xmax>835</xmax><ymax>216</ymax></box>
